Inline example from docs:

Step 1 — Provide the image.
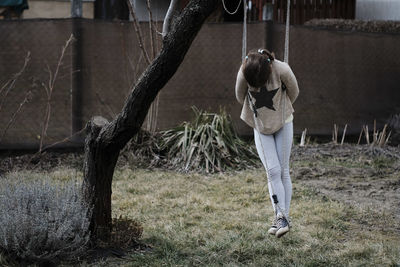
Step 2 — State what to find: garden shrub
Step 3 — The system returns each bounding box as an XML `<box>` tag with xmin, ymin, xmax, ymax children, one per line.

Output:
<box><xmin>160</xmin><ymin>107</ymin><xmax>260</xmax><ymax>173</ymax></box>
<box><xmin>0</xmin><ymin>174</ymin><xmax>91</xmax><ymax>264</ymax></box>
<box><xmin>125</xmin><ymin>107</ymin><xmax>260</xmax><ymax>173</ymax></box>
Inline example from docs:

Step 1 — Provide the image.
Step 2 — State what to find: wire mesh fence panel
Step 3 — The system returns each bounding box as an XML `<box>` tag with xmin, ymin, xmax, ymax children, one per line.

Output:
<box><xmin>0</xmin><ymin>18</ymin><xmax>399</xmax><ymax>149</ymax></box>
<box><xmin>0</xmin><ymin>19</ymin><xmax>73</xmax><ymax>149</ymax></box>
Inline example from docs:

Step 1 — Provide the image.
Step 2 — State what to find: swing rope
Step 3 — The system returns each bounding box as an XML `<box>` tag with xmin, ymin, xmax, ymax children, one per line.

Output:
<box><xmin>242</xmin><ymin>0</ymin><xmax>247</xmax><ymax>60</ymax></box>
<box><xmin>284</xmin><ymin>0</ymin><xmax>290</xmax><ymax>64</ymax></box>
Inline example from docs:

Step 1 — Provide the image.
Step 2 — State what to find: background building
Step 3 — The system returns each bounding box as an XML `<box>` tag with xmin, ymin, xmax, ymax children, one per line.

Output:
<box><xmin>356</xmin><ymin>0</ymin><xmax>400</xmax><ymax>21</ymax></box>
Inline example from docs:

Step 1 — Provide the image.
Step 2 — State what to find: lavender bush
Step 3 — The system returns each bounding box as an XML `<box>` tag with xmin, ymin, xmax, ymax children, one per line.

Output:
<box><xmin>0</xmin><ymin>174</ymin><xmax>91</xmax><ymax>264</ymax></box>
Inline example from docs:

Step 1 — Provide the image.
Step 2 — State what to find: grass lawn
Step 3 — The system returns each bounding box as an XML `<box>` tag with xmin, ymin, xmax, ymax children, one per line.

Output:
<box><xmin>1</xmin><ymin>146</ymin><xmax>399</xmax><ymax>266</ymax></box>
<box><xmin>105</xmin><ymin>167</ymin><xmax>399</xmax><ymax>267</ymax></box>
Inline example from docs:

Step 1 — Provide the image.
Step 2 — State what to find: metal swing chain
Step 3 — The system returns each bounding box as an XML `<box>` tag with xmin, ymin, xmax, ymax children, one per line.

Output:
<box><xmin>222</xmin><ymin>0</ymin><xmax>242</xmax><ymax>15</ymax></box>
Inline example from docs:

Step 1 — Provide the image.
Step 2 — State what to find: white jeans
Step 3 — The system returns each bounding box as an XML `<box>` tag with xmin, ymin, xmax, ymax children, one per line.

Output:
<box><xmin>254</xmin><ymin>122</ymin><xmax>293</xmax><ymax>218</ymax></box>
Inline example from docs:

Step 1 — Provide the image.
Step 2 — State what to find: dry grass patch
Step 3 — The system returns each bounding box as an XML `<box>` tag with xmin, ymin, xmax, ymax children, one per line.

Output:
<box><xmin>1</xmin><ymin>155</ymin><xmax>398</xmax><ymax>266</ymax></box>
<box><xmin>110</xmin><ymin>168</ymin><xmax>400</xmax><ymax>266</ymax></box>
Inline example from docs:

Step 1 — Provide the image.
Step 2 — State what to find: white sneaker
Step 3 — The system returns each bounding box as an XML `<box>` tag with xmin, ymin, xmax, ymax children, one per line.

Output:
<box><xmin>275</xmin><ymin>214</ymin><xmax>290</xmax><ymax>238</ymax></box>
<box><xmin>268</xmin><ymin>222</ymin><xmax>278</xmax><ymax>235</ymax></box>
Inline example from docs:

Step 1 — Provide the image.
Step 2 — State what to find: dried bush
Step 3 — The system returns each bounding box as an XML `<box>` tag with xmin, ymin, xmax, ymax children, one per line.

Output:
<box><xmin>0</xmin><ymin>174</ymin><xmax>91</xmax><ymax>264</ymax></box>
<box><xmin>124</xmin><ymin>129</ymin><xmax>164</xmax><ymax>168</ymax></box>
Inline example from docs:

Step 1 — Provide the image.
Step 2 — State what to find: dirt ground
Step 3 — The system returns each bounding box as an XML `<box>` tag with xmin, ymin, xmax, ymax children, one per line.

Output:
<box><xmin>291</xmin><ymin>144</ymin><xmax>400</xmax><ymax>223</ymax></box>
<box><xmin>1</xmin><ymin>143</ymin><xmax>399</xmax><ymax>222</ymax></box>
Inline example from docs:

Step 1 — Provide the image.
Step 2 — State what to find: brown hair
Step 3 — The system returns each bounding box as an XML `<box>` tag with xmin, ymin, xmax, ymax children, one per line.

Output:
<box><xmin>242</xmin><ymin>49</ymin><xmax>275</xmax><ymax>88</ymax></box>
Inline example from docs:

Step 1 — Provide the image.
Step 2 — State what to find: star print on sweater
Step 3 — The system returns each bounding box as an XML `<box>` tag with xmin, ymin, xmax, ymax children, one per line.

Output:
<box><xmin>250</xmin><ymin>86</ymin><xmax>279</xmax><ymax>111</ymax></box>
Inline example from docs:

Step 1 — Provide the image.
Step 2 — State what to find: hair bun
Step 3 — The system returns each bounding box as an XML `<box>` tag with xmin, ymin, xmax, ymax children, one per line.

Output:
<box><xmin>258</xmin><ymin>48</ymin><xmax>275</xmax><ymax>61</ymax></box>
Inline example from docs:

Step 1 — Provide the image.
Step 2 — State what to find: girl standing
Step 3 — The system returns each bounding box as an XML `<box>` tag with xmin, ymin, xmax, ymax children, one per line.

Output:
<box><xmin>235</xmin><ymin>49</ymin><xmax>299</xmax><ymax>238</ymax></box>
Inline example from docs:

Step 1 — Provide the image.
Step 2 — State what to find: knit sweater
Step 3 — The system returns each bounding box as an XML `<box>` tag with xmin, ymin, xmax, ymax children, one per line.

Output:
<box><xmin>235</xmin><ymin>59</ymin><xmax>299</xmax><ymax>135</ymax></box>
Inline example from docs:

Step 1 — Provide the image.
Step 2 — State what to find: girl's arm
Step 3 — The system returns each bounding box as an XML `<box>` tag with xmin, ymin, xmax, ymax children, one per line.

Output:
<box><xmin>235</xmin><ymin>65</ymin><xmax>248</xmax><ymax>105</ymax></box>
<box><xmin>280</xmin><ymin>63</ymin><xmax>299</xmax><ymax>104</ymax></box>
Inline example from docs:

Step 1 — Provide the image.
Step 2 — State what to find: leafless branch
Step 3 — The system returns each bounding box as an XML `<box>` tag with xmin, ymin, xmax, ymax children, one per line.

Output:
<box><xmin>95</xmin><ymin>91</ymin><xmax>116</xmax><ymax>119</ymax></box>
<box><xmin>332</xmin><ymin>123</ymin><xmax>338</xmax><ymax>144</ymax></box>
<box><xmin>358</xmin><ymin>123</ymin><xmax>390</xmax><ymax>146</ymax></box>
<box><xmin>300</xmin><ymin>128</ymin><xmax>307</xmax><ymax>147</ymax></box>
<box><xmin>146</xmin><ymin>0</ymin><xmax>157</xmax><ymax>60</ymax></box>
<box><xmin>377</xmin><ymin>124</ymin><xmax>387</xmax><ymax>147</ymax></box>
<box><xmin>41</xmin><ymin>127</ymin><xmax>85</xmax><ymax>152</ymax></box>
<box><xmin>0</xmin><ymin>51</ymin><xmax>31</xmax><ymax>114</ymax></box>
<box><xmin>28</xmin><ymin>127</ymin><xmax>86</xmax><ymax>164</ymax></box>
<box><xmin>0</xmin><ymin>91</ymin><xmax>33</xmax><ymax>143</ymax></box>
<box><xmin>127</xmin><ymin>0</ymin><xmax>151</xmax><ymax>65</ymax></box>
<box><xmin>385</xmin><ymin>131</ymin><xmax>391</xmax><ymax>146</ymax></box>
<box><xmin>145</xmin><ymin>0</ymin><xmax>162</xmax><ymax>133</ymax></box>
<box><xmin>340</xmin><ymin>124</ymin><xmax>347</xmax><ymax>145</ymax></box>
<box><xmin>39</xmin><ymin>34</ymin><xmax>74</xmax><ymax>153</ymax></box>
<box><xmin>357</xmin><ymin>126</ymin><xmax>363</xmax><ymax>145</ymax></box>
<box><xmin>364</xmin><ymin>125</ymin><xmax>370</xmax><ymax>145</ymax></box>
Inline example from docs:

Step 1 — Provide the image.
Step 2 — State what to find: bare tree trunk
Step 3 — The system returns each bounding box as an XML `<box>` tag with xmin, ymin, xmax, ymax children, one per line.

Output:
<box><xmin>83</xmin><ymin>0</ymin><xmax>219</xmax><ymax>241</ymax></box>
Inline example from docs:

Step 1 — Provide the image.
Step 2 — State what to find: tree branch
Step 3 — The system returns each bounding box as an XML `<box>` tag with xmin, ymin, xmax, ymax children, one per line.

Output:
<box><xmin>127</xmin><ymin>0</ymin><xmax>151</xmax><ymax>65</ymax></box>
<box><xmin>146</xmin><ymin>0</ymin><xmax>157</xmax><ymax>59</ymax></box>
<box><xmin>0</xmin><ymin>51</ymin><xmax>30</xmax><ymax>114</ymax></box>
<box><xmin>162</xmin><ymin>0</ymin><xmax>180</xmax><ymax>38</ymax></box>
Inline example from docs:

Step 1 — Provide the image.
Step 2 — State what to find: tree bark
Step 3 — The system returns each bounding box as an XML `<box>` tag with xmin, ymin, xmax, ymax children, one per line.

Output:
<box><xmin>83</xmin><ymin>0</ymin><xmax>219</xmax><ymax>241</ymax></box>
<box><xmin>162</xmin><ymin>0</ymin><xmax>181</xmax><ymax>38</ymax></box>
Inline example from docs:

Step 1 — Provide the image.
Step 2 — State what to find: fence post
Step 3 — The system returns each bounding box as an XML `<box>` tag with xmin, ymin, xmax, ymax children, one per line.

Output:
<box><xmin>71</xmin><ymin>0</ymin><xmax>82</xmax><ymax>18</ymax></box>
<box><xmin>265</xmin><ymin>20</ymin><xmax>274</xmax><ymax>52</ymax></box>
<box><xmin>71</xmin><ymin>0</ymin><xmax>84</xmax><ymax>141</ymax></box>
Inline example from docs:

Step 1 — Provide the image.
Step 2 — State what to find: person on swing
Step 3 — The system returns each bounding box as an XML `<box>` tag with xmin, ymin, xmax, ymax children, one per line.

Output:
<box><xmin>235</xmin><ymin>48</ymin><xmax>299</xmax><ymax>238</ymax></box>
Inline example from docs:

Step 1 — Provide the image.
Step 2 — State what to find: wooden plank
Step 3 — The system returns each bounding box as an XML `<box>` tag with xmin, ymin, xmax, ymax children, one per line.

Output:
<box><xmin>282</xmin><ymin>0</ymin><xmax>286</xmax><ymax>23</ymax></box>
<box><xmin>310</xmin><ymin>0</ymin><xmax>314</xmax><ymax>19</ymax></box>
<box><xmin>327</xmin><ymin>0</ymin><xmax>332</xmax><ymax>18</ymax></box>
<box><xmin>316</xmin><ymin>0</ymin><xmax>321</xmax><ymax>19</ymax></box>
<box><xmin>349</xmin><ymin>0</ymin><xmax>356</xmax><ymax>19</ymax></box>
<box><xmin>325</xmin><ymin>0</ymin><xmax>330</xmax><ymax>18</ymax></box>
<box><xmin>345</xmin><ymin>0</ymin><xmax>350</xmax><ymax>19</ymax></box>
<box><xmin>340</xmin><ymin>0</ymin><xmax>345</xmax><ymax>19</ymax></box>
<box><xmin>278</xmin><ymin>0</ymin><xmax>282</xmax><ymax>23</ymax></box>
<box><xmin>311</xmin><ymin>0</ymin><xmax>316</xmax><ymax>20</ymax></box>
<box><xmin>273</xmin><ymin>0</ymin><xmax>278</xmax><ymax>21</ymax></box>
<box><xmin>306</xmin><ymin>0</ymin><xmax>311</xmax><ymax>22</ymax></box>
<box><xmin>322</xmin><ymin>0</ymin><xmax>327</xmax><ymax>18</ymax></box>
<box><xmin>298</xmin><ymin>0</ymin><xmax>304</xmax><ymax>24</ymax></box>
<box><xmin>332</xmin><ymin>0</ymin><xmax>336</xmax><ymax>18</ymax></box>
<box><xmin>290</xmin><ymin>0</ymin><xmax>294</xmax><ymax>24</ymax></box>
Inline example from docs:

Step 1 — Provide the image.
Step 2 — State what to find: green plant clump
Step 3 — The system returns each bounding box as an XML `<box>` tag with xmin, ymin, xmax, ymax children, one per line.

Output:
<box><xmin>159</xmin><ymin>107</ymin><xmax>260</xmax><ymax>173</ymax></box>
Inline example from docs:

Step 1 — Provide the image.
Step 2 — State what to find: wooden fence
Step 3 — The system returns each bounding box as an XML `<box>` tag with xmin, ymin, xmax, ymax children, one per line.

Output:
<box><xmin>181</xmin><ymin>0</ymin><xmax>356</xmax><ymax>24</ymax></box>
<box><xmin>272</xmin><ymin>0</ymin><xmax>356</xmax><ymax>24</ymax></box>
